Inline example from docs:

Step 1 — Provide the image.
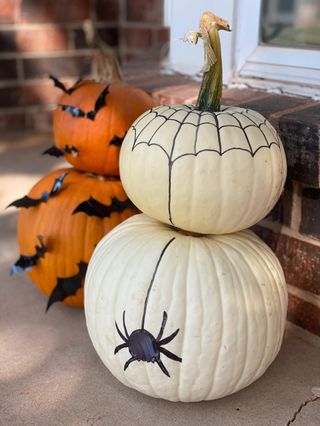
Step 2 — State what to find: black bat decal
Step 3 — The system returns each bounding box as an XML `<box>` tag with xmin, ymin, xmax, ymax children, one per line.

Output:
<box><xmin>46</xmin><ymin>261</ymin><xmax>87</xmax><ymax>311</ymax></box>
<box><xmin>49</xmin><ymin>75</ymin><xmax>82</xmax><ymax>95</ymax></box>
<box><xmin>110</xmin><ymin>134</ymin><xmax>126</xmax><ymax>147</ymax></box>
<box><xmin>43</xmin><ymin>145</ymin><xmax>78</xmax><ymax>157</ymax></box>
<box><xmin>42</xmin><ymin>146</ymin><xmax>64</xmax><ymax>157</ymax></box>
<box><xmin>58</xmin><ymin>85</ymin><xmax>110</xmax><ymax>121</ymax></box>
<box><xmin>10</xmin><ymin>236</ymin><xmax>46</xmax><ymax>275</ymax></box>
<box><xmin>8</xmin><ymin>172</ymin><xmax>68</xmax><ymax>209</ymax></box>
<box><xmin>72</xmin><ymin>196</ymin><xmax>134</xmax><ymax>219</ymax></box>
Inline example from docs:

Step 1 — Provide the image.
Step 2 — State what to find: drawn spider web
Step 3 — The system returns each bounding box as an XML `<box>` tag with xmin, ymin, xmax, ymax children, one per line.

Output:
<box><xmin>131</xmin><ymin>105</ymin><xmax>281</xmax><ymax>163</ymax></box>
<box><xmin>129</xmin><ymin>105</ymin><xmax>282</xmax><ymax>225</ymax></box>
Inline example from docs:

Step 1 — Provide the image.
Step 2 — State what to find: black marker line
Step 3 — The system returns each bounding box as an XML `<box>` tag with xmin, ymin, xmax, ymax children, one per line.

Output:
<box><xmin>141</xmin><ymin>237</ymin><xmax>175</xmax><ymax>330</ymax></box>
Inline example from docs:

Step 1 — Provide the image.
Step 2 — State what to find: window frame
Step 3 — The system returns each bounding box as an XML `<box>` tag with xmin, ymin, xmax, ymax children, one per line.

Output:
<box><xmin>234</xmin><ymin>0</ymin><xmax>320</xmax><ymax>89</ymax></box>
<box><xmin>165</xmin><ymin>0</ymin><xmax>320</xmax><ymax>97</ymax></box>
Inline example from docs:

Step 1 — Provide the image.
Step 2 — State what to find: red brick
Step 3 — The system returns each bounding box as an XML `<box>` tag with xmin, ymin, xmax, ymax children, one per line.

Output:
<box><xmin>238</xmin><ymin>93</ymin><xmax>308</xmax><ymax>118</ymax></box>
<box><xmin>20</xmin><ymin>0</ymin><xmax>90</xmax><ymax>23</ymax></box>
<box><xmin>0</xmin><ymin>0</ymin><xmax>17</xmax><ymax>23</ymax></box>
<box><xmin>16</xmin><ymin>28</ymin><xmax>69</xmax><ymax>52</ymax></box>
<box><xmin>0</xmin><ymin>59</ymin><xmax>18</xmax><ymax>80</ymax></box>
<box><xmin>300</xmin><ymin>187</ymin><xmax>320</xmax><ymax>238</ymax></box>
<box><xmin>221</xmin><ymin>89</ymin><xmax>270</xmax><ymax>107</ymax></box>
<box><xmin>279</xmin><ymin>104</ymin><xmax>320</xmax><ymax>187</ymax></box>
<box><xmin>97</xmin><ymin>27</ymin><xmax>119</xmax><ymax>47</ymax></box>
<box><xmin>266</xmin><ymin>180</ymin><xmax>293</xmax><ymax>226</ymax></box>
<box><xmin>95</xmin><ymin>0</ymin><xmax>119</xmax><ymax>21</ymax></box>
<box><xmin>124</xmin><ymin>27</ymin><xmax>152</xmax><ymax>49</ymax></box>
<box><xmin>20</xmin><ymin>83</ymin><xmax>61</xmax><ymax>106</ymax></box>
<box><xmin>25</xmin><ymin>109</ymin><xmax>53</xmax><ymax>130</ymax></box>
<box><xmin>126</xmin><ymin>0</ymin><xmax>163</xmax><ymax>24</ymax></box>
<box><xmin>288</xmin><ymin>293</ymin><xmax>320</xmax><ymax>336</ymax></box>
<box><xmin>23</xmin><ymin>56</ymin><xmax>92</xmax><ymax>79</ymax></box>
<box><xmin>153</xmin><ymin>83</ymin><xmax>199</xmax><ymax>105</ymax></box>
<box><xmin>0</xmin><ymin>86</ymin><xmax>20</xmax><ymax>108</ymax></box>
<box><xmin>0</xmin><ymin>31</ymin><xmax>17</xmax><ymax>52</ymax></box>
<box><xmin>252</xmin><ymin>225</ymin><xmax>320</xmax><ymax>296</ymax></box>
<box><xmin>0</xmin><ymin>113</ymin><xmax>26</xmax><ymax>130</ymax></box>
<box><xmin>153</xmin><ymin>27</ymin><xmax>170</xmax><ymax>46</ymax></box>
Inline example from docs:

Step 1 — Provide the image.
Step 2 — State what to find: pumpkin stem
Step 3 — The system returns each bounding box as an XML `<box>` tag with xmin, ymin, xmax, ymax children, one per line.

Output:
<box><xmin>185</xmin><ymin>11</ymin><xmax>231</xmax><ymax>112</ymax></box>
<box><xmin>83</xmin><ymin>20</ymin><xmax>123</xmax><ymax>83</ymax></box>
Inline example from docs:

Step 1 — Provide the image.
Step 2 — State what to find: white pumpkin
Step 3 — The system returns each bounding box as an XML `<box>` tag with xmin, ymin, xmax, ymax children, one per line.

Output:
<box><xmin>119</xmin><ymin>12</ymin><xmax>287</xmax><ymax>235</ymax></box>
<box><xmin>120</xmin><ymin>104</ymin><xmax>287</xmax><ymax>234</ymax></box>
<box><xmin>85</xmin><ymin>214</ymin><xmax>288</xmax><ymax>402</ymax></box>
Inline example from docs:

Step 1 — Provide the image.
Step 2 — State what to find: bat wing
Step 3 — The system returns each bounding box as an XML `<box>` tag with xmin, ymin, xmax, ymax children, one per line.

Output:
<box><xmin>49</xmin><ymin>75</ymin><xmax>69</xmax><ymax>94</ymax></box>
<box><xmin>109</xmin><ymin>134</ymin><xmax>125</xmax><ymax>147</ymax></box>
<box><xmin>68</xmin><ymin>78</ymin><xmax>82</xmax><ymax>93</ymax></box>
<box><xmin>72</xmin><ymin>196</ymin><xmax>133</xmax><ymax>219</ymax></box>
<box><xmin>63</xmin><ymin>145</ymin><xmax>79</xmax><ymax>156</ymax></box>
<box><xmin>72</xmin><ymin>196</ymin><xmax>112</xmax><ymax>218</ymax></box>
<box><xmin>42</xmin><ymin>146</ymin><xmax>64</xmax><ymax>157</ymax></box>
<box><xmin>8</xmin><ymin>195</ymin><xmax>41</xmax><ymax>208</ymax></box>
<box><xmin>49</xmin><ymin>172</ymin><xmax>68</xmax><ymax>196</ymax></box>
<box><xmin>46</xmin><ymin>262</ymin><xmax>87</xmax><ymax>311</ymax></box>
<box><xmin>110</xmin><ymin>197</ymin><xmax>135</xmax><ymax>212</ymax></box>
<box><xmin>10</xmin><ymin>236</ymin><xmax>46</xmax><ymax>275</ymax></box>
<box><xmin>50</xmin><ymin>75</ymin><xmax>81</xmax><ymax>95</ymax></box>
<box><xmin>58</xmin><ymin>104</ymin><xmax>86</xmax><ymax>118</ymax></box>
<box><xmin>94</xmin><ymin>85</ymin><xmax>110</xmax><ymax>113</ymax></box>
<box><xmin>10</xmin><ymin>255</ymin><xmax>37</xmax><ymax>274</ymax></box>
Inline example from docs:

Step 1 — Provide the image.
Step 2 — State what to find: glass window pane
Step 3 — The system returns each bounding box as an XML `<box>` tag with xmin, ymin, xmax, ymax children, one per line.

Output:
<box><xmin>260</xmin><ymin>0</ymin><xmax>320</xmax><ymax>49</ymax></box>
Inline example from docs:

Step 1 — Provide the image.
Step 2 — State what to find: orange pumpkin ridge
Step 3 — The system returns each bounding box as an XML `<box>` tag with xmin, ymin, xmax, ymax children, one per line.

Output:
<box><xmin>53</xmin><ymin>81</ymin><xmax>156</xmax><ymax>176</ymax></box>
<box><xmin>15</xmin><ymin>168</ymin><xmax>138</xmax><ymax>309</ymax></box>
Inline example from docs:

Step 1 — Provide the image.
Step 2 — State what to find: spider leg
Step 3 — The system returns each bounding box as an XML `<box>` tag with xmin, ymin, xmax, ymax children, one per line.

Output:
<box><xmin>122</xmin><ymin>310</ymin><xmax>129</xmax><ymax>339</ymax></box>
<box><xmin>114</xmin><ymin>343</ymin><xmax>128</xmax><ymax>354</ymax></box>
<box><xmin>160</xmin><ymin>347</ymin><xmax>182</xmax><ymax>363</ymax></box>
<box><xmin>115</xmin><ymin>320</ymin><xmax>127</xmax><ymax>343</ymax></box>
<box><xmin>124</xmin><ymin>356</ymin><xmax>137</xmax><ymax>371</ymax></box>
<box><xmin>156</xmin><ymin>359</ymin><xmax>170</xmax><ymax>377</ymax></box>
<box><xmin>156</xmin><ymin>311</ymin><xmax>168</xmax><ymax>341</ymax></box>
<box><xmin>158</xmin><ymin>328</ymin><xmax>180</xmax><ymax>346</ymax></box>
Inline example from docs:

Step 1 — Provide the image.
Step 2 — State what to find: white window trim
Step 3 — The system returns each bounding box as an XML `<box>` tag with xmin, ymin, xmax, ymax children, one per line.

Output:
<box><xmin>233</xmin><ymin>0</ymin><xmax>320</xmax><ymax>95</ymax></box>
<box><xmin>165</xmin><ymin>0</ymin><xmax>320</xmax><ymax>98</ymax></box>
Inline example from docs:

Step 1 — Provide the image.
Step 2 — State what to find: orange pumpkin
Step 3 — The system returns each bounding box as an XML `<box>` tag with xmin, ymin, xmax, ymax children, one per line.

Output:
<box><xmin>52</xmin><ymin>79</ymin><xmax>156</xmax><ymax>176</ymax></box>
<box><xmin>11</xmin><ymin>168</ymin><xmax>138</xmax><ymax>309</ymax></box>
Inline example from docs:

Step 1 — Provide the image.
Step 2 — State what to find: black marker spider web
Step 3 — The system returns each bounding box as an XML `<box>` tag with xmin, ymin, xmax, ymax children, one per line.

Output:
<box><xmin>129</xmin><ymin>105</ymin><xmax>282</xmax><ymax>225</ymax></box>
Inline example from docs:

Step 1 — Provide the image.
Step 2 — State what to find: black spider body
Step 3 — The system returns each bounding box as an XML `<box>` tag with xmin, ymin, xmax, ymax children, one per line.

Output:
<box><xmin>115</xmin><ymin>310</ymin><xmax>181</xmax><ymax>377</ymax></box>
<box><xmin>128</xmin><ymin>329</ymin><xmax>160</xmax><ymax>362</ymax></box>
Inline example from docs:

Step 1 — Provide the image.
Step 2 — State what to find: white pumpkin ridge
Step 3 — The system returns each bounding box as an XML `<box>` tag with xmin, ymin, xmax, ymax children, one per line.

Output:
<box><xmin>85</xmin><ymin>214</ymin><xmax>288</xmax><ymax>402</ymax></box>
<box><xmin>121</xmin><ymin>103</ymin><xmax>286</xmax><ymax>233</ymax></box>
<box><xmin>114</xmin><ymin>236</ymin><xmax>182</xmax><ymax>377</ymax></box>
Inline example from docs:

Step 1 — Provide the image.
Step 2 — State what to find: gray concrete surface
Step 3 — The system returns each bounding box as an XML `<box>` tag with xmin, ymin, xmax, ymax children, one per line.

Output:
<box><xmin>1</xmin><ymin>133</ymin><xmax>320</xmax><ymax>425</ymax></box>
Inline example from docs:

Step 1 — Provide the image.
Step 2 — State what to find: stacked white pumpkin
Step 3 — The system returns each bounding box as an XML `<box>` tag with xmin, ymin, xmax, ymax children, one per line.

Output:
<box><xmin>84</xmin><ymin>12</ymin><xmax>288</xmax><ymax>402</ymax></box>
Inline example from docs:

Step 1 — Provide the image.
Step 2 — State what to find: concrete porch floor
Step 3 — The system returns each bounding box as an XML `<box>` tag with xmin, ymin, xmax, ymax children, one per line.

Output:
<box><xmin>1</xmin><ymin>133</ymin><xmax>320</xmax><ymax>426</ymax></box>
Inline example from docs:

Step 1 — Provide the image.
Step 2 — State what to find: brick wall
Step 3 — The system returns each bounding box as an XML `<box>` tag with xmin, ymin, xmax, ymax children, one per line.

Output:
<box><xmin>225</xmin><ymin>91</ymin><xmax>320</xmax><ymax>337</ymax></box>
<box><xmin>0</xmin><ymin>0</ymin><xmax>169</xmax><ymax>130</ymax></box>
<box><xmin>147</xmin><ymin>79</ymin><xmax>320</xmax><ymax>337</ymax></box>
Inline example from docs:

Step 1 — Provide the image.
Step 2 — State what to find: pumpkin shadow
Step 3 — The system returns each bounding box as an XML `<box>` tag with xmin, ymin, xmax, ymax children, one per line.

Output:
<box><xmin>2</xmin><ymin>270</ymin><xmax>319</xmax><ymax>426</ymax></box>
<box><xmin>0</xmin><ymin>131</ymin><xmax>68</xmax><ymax>176</ymax></box>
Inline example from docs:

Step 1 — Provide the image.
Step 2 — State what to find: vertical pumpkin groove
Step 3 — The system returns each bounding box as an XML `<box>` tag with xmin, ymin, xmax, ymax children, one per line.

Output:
<box><xmin>251</xmin><ymin>243</ymin><xmax>275</xmax><ymax>380</ymax></box>
<box><xmin>216</xmin><ymin>241</ymin><xmax>243</xmax><ymax>396</ymax></box>
<box><xmin>221</xmin><ymin>241</ymin><xmax>250</xmax><ymax>396</ymax></box>
<box><xmin>85</xmin><ymin>216</ymin><xmax>287</xmax><ymax>401</ymax></box>
<box><xmin>191</xmin><ymin>238</ymin><xmax>206</xmax><ymax>401</ymax></box>
<box><xmin>228</xmin><ymin>236</ymin><xmax>273</xmax><ymax>383</ymax></box>
<box><xmin>204</xmin><ymin>239</ymin><xmax>225</xmax><ymax>400</ymax></box>
<box><xmin>256</xmin><ymin>241</ymin><xmax>287</xmax><ymax>359</ymax></box>
<box><xmin>234</xmin><ymin>239</ymin><xmax>273</xmax><ymax>384</ymax></box>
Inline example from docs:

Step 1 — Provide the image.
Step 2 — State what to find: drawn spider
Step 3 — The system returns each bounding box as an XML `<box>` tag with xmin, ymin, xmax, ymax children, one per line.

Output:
<box><xmin>114</xmin><ymin>310</ymin><xmax>182</xmax><ymax>377</ymax></box>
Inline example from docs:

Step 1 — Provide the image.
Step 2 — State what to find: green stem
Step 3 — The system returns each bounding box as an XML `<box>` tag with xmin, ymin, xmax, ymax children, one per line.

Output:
<box><xmin>196</xmin><ymin>26</ymin><xmax>222</xmax><ymax>112</ymax></box>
